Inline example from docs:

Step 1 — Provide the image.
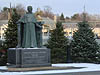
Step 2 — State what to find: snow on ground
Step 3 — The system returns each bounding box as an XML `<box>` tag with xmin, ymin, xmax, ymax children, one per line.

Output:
<box><xmin>0</xmin><ymin>66</ymin><xmax>7</xmax><ymax>70</ymax></box>
<box><xmin>0</xmin><ymin>63</ymin><xmax>100</xmax><ymax>75</ymax></box>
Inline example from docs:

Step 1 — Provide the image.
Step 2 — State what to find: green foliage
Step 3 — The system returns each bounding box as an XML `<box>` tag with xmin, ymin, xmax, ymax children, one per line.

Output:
<box><xmin>0</xmin><ymin>8</ymin><xmax>20</xmax><ymax>66</ymax></box>
<box><xmin>0</xmin><ymin>52</ymin><xmax>7</xmax><ymax>66</ymax></box>
<box><xmin>0</xmin><ymin>40</ymin><xmax>6</xmax><ymax>66</ymax></box>
<box><xmin>3</xmin><ymin>7</ymin><xmax>9</xmax><ymax>11</ymax></box>
<box><xmin>71</xmin><ymin>21</ymin><xmax>100</xmax><ymax>63</ymax></box>
<box><xmin>66</xmin><ymin>16</ymin><xmax>70</xmax><ymax>19</ymax></box>
<box><xmin>45</xmin><ymin>21</ymin><xmax>68</xmax><ymax>63</ymax></box>
<box><xmin>3</xmin><ymin>8</ymin><xmax>20</xmax><ymax>49</ymax></box>
<box><xmin>0</xmin><ymin>40</ymin><xmax>2</xmax><ymax>47</ymax></box>
<box><xmin>71</xmin><ymin>13</ymin><xmax>80</xmax><ymax>20</ymax></box>
<box><xmin>0</xmin><ymin>40</ymin><xmax>4</xmax><ymax>50</ymax></box>
<box><xmin>60</xmin><ymin>13</ymin><xmax>65</xmax><ymax>21</ymax></box>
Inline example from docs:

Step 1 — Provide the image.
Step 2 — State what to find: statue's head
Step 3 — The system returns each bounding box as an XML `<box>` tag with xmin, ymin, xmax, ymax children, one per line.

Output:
<box><xmin>27</xmin><ymin>6</ymin><xmax>32</xmax><ymax>13</ymax></box>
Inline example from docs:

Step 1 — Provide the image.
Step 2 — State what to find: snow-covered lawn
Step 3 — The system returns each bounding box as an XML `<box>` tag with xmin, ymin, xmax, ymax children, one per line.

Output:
<box><xmin>0</xmin><ymin>63</ymin><xmax>100</xmax><ymax>75</ymax></box>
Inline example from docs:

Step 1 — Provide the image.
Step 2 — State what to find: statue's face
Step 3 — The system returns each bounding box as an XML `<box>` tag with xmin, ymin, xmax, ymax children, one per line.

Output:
<box><xmin>27</xmin><ymin>6</ymin><xmax>32</xmax><ymax>13</ymax></box>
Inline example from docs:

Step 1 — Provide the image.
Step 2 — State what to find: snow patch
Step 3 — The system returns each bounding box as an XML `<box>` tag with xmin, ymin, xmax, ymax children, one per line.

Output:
<box><xmin>0</xmin><ymin>66</ymin><xmax>7</xmax><ymax>70</ymax></box>
<box><xmin>0</xmin><ymin>63</ymin><xmax>100</xmax><ymax>75</ymax></box>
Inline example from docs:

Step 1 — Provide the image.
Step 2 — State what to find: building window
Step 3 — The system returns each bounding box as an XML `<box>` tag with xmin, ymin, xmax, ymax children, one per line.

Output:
<box><xmin>69</xmin><ymin>32</ymin><xmax>72</xmax><ymax>34</ymax></box>
<box><xmin>44</xmin><ymin>32</ymin><xmax>48</xmax><ymax>36</ymax></box>
<box><xmin>2</xmin><ymin>28</ymin><xmax>4</xmax><ymax>30</ymax></box>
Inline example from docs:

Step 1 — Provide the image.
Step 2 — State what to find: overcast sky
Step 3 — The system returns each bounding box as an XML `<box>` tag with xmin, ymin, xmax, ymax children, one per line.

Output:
<box><xmin>0</xmin><ymin>0</ymin><xmax>100</xmax><ymax>17</ymax></box>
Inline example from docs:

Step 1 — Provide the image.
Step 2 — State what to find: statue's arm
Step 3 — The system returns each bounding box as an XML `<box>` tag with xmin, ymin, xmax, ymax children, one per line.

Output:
<box><xmin>17</xmin><ymin>14</ymin><xmax>25</xmax><ymax>24</ymax></box>
<box><xmin>35</xmin><ymin>21</ymin><xmax>44</xmax><ymax>29</ymax></box>
<box><xmin>16</xmin><ymin>15</ymin><xmax>25</xmax><ymax>48</ymax></box>
<box><xmin>35</xmin><ymin>23</ymin><xmax>42</xmax><ymax>28</ymax></box>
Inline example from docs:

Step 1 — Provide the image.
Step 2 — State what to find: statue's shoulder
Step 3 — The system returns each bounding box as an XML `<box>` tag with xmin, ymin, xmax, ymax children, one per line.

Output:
<box><xmin>20</xmin><ymin>14</ymin><xmax>27</xmax><ymax>19</ymax></box>
<box><xmin>24</xmin><ymin>13</ymin><xmax>35</xmax><ymax>19</ymax></box>
<box><xmin>23</xmin><ymin>13</ymin><xmax>29</xmax><ymax>17</ymax></box>
<box><xmin>22</xmin><ymin>13</ymin><xmax>37</xmax><ymax>22</ymax></box>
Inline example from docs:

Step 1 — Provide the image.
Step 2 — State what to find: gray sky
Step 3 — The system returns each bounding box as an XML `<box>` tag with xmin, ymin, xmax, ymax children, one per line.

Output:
<box><xmin>0</xmin><ymin>0</ymin><xmax>100</xmax><ymax>17</ymax></box>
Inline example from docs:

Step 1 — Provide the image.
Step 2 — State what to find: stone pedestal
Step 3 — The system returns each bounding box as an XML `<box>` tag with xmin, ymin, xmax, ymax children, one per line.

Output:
<box><xmin>7</xmin><ymin>48</ymin><xmax>51</xmax><ymax>68</ymax></box>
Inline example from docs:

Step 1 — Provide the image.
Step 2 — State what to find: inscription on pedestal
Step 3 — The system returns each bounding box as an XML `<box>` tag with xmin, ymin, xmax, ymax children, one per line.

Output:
<box><xmin>22</xmin><ymin>51</ymin><xmax>48</xmax><ymax>64</ymax></box>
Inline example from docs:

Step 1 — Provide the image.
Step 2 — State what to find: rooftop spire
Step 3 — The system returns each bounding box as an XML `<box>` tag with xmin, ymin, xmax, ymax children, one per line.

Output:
<box><xmin>10</xmin><ymin>2</ymin><xmax>11</xmax><ymax>9</ymax></box>
<box><xmin>84</xmin><ymin>5</ymin><xmax>86</xmax><ymax>13</ymax></box>
<box><xmin>83</xmin><ymin>4</ymin><xmax>86</xmax><ymax>21</ymax></box>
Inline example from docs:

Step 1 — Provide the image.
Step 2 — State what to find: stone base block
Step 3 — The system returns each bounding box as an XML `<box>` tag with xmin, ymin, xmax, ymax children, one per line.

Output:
<box><xmin>7</xmin><ymin>48</ymin><xmax>51</xmax><ymax>68</ymax></box>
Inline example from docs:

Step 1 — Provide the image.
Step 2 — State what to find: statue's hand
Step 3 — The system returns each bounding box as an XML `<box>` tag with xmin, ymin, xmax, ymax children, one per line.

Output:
<box><xmin>35</xmin><ymin>23</ymin><xmax>42</xmax><ymax>29</ymax></box>
<box><xmin>37</xmin><ymin>21</ymin><xmax>44</xmax><ymax>25</ymax></box>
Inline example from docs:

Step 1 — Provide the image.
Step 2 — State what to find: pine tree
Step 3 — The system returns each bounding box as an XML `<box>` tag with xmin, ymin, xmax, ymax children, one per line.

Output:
<box><xmin>45</xmin><ymin>22</ymin><xmax>68</xmax><ymax>63</ymax></box>
<box><xmin>4</xmin><ymin>8</ymin><xmax>20</xmax><ymax>49</ymax></box>
<box><xmin>0</xmin><ymin>8</ymin><xmax>20</xmax><ymax>65</ymax></box>
<box><xmin>71</xmin><ymin>20</ymin><xmax>100</xmax><ymax>63</ymax></box>
<box><xmin>60</xmin><ymin>13</ymin><xmax>65</xmax><ymax>22</ymax></box>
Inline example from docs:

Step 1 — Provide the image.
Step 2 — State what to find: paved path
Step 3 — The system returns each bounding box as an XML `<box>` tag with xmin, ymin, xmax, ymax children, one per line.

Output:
<box><xmin>35</xmin><ymin>71</ymin><xmax>100</xmax><ymax>75</ymax></box>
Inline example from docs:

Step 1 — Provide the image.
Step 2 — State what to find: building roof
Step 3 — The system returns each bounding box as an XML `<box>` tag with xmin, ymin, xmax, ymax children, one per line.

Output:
<box><xmin>62</xmin><ymin>21</ymin><xmax>100</xmax><ymax>29</ymax></box>
<box><xmin>42</xmin><ymin>17</ymin><xmax>56</xmax><ymax>30</ymax></box>
<box><xmin>62</xmin><ymin>22</ymin><xmax>78</xmax><ymax>29</ymax></box>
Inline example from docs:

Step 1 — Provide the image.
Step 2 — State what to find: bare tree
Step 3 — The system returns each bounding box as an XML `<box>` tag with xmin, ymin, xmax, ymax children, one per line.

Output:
<box><xmin>0</xmin><ymin>4</ymin><xmax>26</xmax><ymax>20</ymax></box>
<box><xmin>42</xmin><ymin>6</ymin><xmax>54</xmax><ymax>19</ymax></box>
<box><xmin>15</xmin><ymin>4</ymin><xmax>26</xmax><ymax>16</ymax></box>
<box><xmin>44</xmin><ymin>6</ymin><xmax>52</xmax><ymax>13</ymax></box>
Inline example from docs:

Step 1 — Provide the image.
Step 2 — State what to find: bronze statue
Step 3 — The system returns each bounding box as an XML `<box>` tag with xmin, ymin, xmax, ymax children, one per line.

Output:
<box><xmin>17</xmin><ymin>6</ymin><xmax>43</xmax><ymax>48</ymax></box>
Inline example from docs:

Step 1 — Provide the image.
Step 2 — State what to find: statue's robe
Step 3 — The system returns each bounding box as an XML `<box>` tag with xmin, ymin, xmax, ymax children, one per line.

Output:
<box><xmin>18</xmin><ymin>13</ymin><xmax>37</xmax><ymax>48</ymax></box>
